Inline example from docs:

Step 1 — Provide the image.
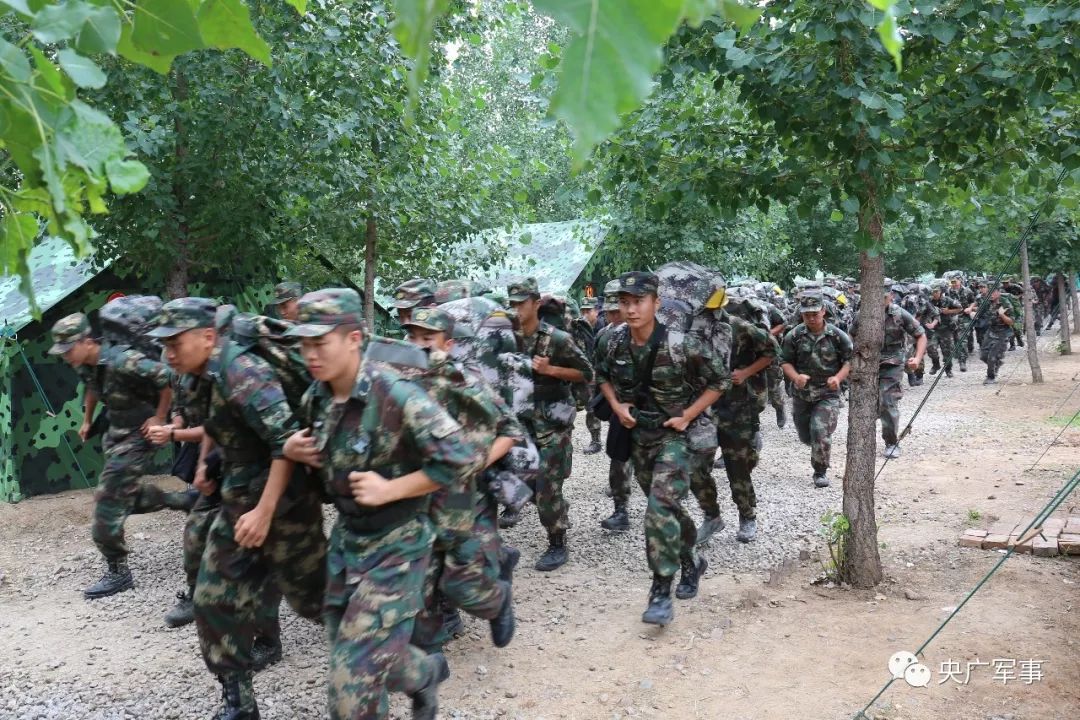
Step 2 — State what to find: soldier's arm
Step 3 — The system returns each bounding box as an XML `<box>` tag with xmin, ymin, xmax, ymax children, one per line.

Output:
<box><xmin>733</xmin><ymin>327</ymin><xmax>777</xmax><ymax>384</ymax></box>
<box><xmin>778</xmin><ymin>332</ymin><xmax>803</xmax><ymax>382</ymax></box>
<box><xmin>541</xmin><ymin>331</ymin><xmax>593</xmax><ymax>384</ymax></box>
<box><xmin>79</xmin><ymin>389</ymin><xmax>98</xmax><ymax>441</ymax></box>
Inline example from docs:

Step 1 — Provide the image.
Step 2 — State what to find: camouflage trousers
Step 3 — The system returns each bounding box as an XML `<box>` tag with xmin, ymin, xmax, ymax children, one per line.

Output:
<box><xmin>766</xmin><ymin>362</ymin><xmax>785</xmax><ymax>410</ymax></box>
<box><xmin>609</xmin><ymin>454</ymin><xmax>633</xmax><ymax>505</ymax></box>
<box><xmin>412</xmin><ymin>496</ymin><xmax>509</xmax><ymax>652</ymax></box>
<box><xmin>325</xmin><ymin>516</ymin><xmax>443</xmax><ymax>720</ymax></box>
<box><xmin>980</xmin><ymin>327</ymin><xmax>1011</xmax><ymax>377</ymax></box>
<box><xmin>689</xmin><ymin>451</ymin><xmax>721</xmax><ymax>519</ymax></box>
<box><xmin>93</xmin><ymin>431</ymin><xmax>183</xmax><ymax>562</ymax></box>
<box><xmin>631</xmin><ymin>430</ymin><xmax>698</xmax><ymax>578</ymax></box>
<box><xmin>184</xmin><ymin>492</ymin><xmax>282</xmax><ymax>641</ymax></box>
<box><xmin>935</xmin><ymin>326</ymin><xmax>957</xmax><ymax>371</ymax></box>
<box><xmin>792</xmin><ymin>394</ymin><xmax>841</xmax><ymax>473</ymax></box>
<box><xmin>530</xmin><ymin>421</ymin><xmax>573</xmax><ymax>533</ymax></box>
<box><xmin>194</xmin><ymin>488</ymin><xmax>326</xmax><ymax>676</ymax></box>
<box><xmin>877</xmin><ymin>364</ymin><xmax>905</xmax><ymax>446</ymax></box>
<box><xmin>954</xmin><ymin>319</ymin><xmax>971</xmax><ymax>363</ymax></box>
<box><xmin>715</xmin><ymin>406</ymin><xmax>759</xmax><ymax>520</ymax></box>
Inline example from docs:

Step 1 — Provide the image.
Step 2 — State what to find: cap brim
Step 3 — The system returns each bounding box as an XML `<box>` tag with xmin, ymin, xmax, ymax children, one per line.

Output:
<box><xmin>47</xmin><ymin>341</ymin><xmax>74</xmax><ymax>355</ymax></box>
<box><xmin>393</xmin><ymin>300</ymin><xmax>420</xmax><ymax>309</ymax></box>
<box><xmin>800</xmin><ymin>304</ymin><xmax>824</xmax><ymax>313</ymax></box>
<box><xmin>401</xmin><ymin>321</ymin><xmax>444</xmax><ymax>332</ymax></box>
<box><xmin>507</xmin><ymin>294</ymin><xmax>531</xmax><ymax>303</ymax></box>
<box><xmin>618</xmin><ymin>288</ymin><xmax>651</xmax><ymax>297</ymax></box>
<box><xmin>284</xmin><ymin>324</ymin><xmax>336</xmax><ymax>337</ymax></box>
<box><xmin>146</xmin><ymin>326</ymin><xmax>189</xmax><ymax>338</ymax></box>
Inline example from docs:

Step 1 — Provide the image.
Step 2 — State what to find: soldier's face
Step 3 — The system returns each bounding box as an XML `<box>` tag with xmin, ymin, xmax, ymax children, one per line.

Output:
<box><xmin>605</xmin><ymin>308</ymin><xmax>622</xmax><ymax>324</ymax></box>
<box><xmin>397</xmin><ymin>308</ymin><xmax>413</xmax><ymax>324</ymax></box>
<box><xmin>802</xmin><ymin>310</ymin><xmax>825</xmax><ymax>331</ymax></box>
<box><xmin>279</xmin><ymin>299</ymin><xmax>299</xmax><ymax>322</ymax></box>
<box><xmin>163</xmin><ymin>329</ymin><xmax>217</xmax><ymax>374</ymax></box>
<box><xmin>406</xmin><ymin>327</ymin><xmax>451</xmax><ymax>352</ymax></box>
<box><xmin>619</xmin><ymin>293</ymin><xmax>657</xmax><ymax>329</ymax></box>
<box><xmin>300</xmin><ymin>328</ymin><xmax>362</xmax><ymax>382</ymax></box>
<box><xmin>509</xmin><ymin>297</ymin><xmax>539</xmax><ymax>325</ymax></box>
<box><xmin>582</xmin><ymin>308</ymin><xmax>598</xmax><ymax>324</ymax></box>
<box><xmin>62</xmin><ymin>338</ymin><xmax>94</xmax><ymax>367</ymax></box>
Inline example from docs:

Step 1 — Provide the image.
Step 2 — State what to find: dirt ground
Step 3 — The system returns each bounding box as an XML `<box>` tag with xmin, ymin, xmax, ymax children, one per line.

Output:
<box><xmin>2</xmin><ymin>346</ymin><xmax>1079</xmax><ymax>719</ymax></box>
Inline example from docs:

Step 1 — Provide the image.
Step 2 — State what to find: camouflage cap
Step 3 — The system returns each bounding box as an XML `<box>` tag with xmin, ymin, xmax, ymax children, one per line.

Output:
<box><xmin>394</xmin><ymin>278</ymin><xmax>437</xmax><ymax>309</ymax></box>
<box><xmin>285</xmin><ymin>288</ymin><xmax>364</xmax><ymax>337</ymax></box>
<box><xmin>215</xmin><ymin>303</ymin><xmax>237</xmax><ymax>332</ymax></box>
<box><xmin>603</xmin><ymin>279</ymin><xmax>621</xmax><ymax>306</ymax></box>
<box><xmin>580</xmin><ymin>296</ymin><xmax>598</xmax><ymax>310</ymax></box>
<box><xmin>617</xmin><ymin>271</ymin><xmax>659</xmax><ymax>296</ymax></box>
<box><xmin>48</xmin><ymin>313</ymin><xmax>90</xmax><ymax>354</ymax></box>
<box><xmin>147</xmin><ymin>297</ymin><xmax>218</xmax><ymax>338</ymax></box>
<box><xmin>402</xmin><ymin>306</ymin><xmax>454</xmax><ymax>334</ymax></box>
<box><xmin>507</xmin><ymin>277</ymin><xmax>540</xmax><ymax>302</ymax></box>
<box><xmin>273</xmin><ymin>281</ymin><xmax>303</xmax><ymax>304</ymax></box>
<box><xmin>799</xmin><ymin>292</ymin><xmax>825</xmax><ymax>313</ymax></box>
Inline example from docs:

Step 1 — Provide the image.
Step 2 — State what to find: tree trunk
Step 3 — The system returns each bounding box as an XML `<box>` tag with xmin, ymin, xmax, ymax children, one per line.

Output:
<box><xmin>364</xmin><ymin>216</ymin><xmax>377</xmax><ymax>335</ymax></box>
<box><xmin>1057</xmin><ymin>273</ymin><xmax>1072</xmax><ymax>355</ymax></box>
<box><xmin>167</xmin><ymin>69</ymin><xmax>190</xmax><ymax>299</ymax></box>
<box><xmin>1070</xmin><ymin>269</ymin><xmax>1080</xmax><ymax>335</ymax></box>
<box><xmin>841</xmin><ymin>211</ymin><xmax>885</xmax><ymax>588</ymax></box>
<box><xmin>1019</xmin><ymin>239</ymin><xmax>1043</xmax><ymax>383</ymax></box>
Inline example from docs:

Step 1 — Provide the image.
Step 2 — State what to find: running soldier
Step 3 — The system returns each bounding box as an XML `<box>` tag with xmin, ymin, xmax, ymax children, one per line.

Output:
<box><xmin>780</xmin><ymin>291</ymin><xmax>853</xmax><ymax>487</ymax></box>
<box><xmin>596</xmin><ymin>272</ymin><xmax>728</xmax><ymax>626</ymax></box>
<box><xmin>283</xmin><ymin>289</ymin><xmax>480</xmax><ymax>720</ymax></box>
<box><xmin>596</xmin><ymin>280</ymin><xmax>635</xmax><ymax>532</ymax></box>
<box><xmin>506</xmin><ymin>277</ymin><xmax>594</xmax><ymax>571</ymax></box>
<box><xmin>270</xmin><ymin>282</ymin><xmax>302</xmax><ymax>322</ymax></box>
<box><xmin>978</xmin><ymin>284</ymin><xmax>1015</xmax><ymax>384</ymax></box>
<box><xmin>947</xmin><ymin>274</ymin><xmax>975</xmax><ymax>371</ymax></box>
<box><xmin>929</xmin><ymin>281</ymin><xmax>963</xmax><ymax>378</ymax></box>
<box><xmin>580</xmin><ymin>295</ymin><xmax>604</xmax><ymax>455</ymax></box>
<box><xmin>392</xmin><ymin>278</ymin><xmax>438</xmax><ymax>324</ymax></box>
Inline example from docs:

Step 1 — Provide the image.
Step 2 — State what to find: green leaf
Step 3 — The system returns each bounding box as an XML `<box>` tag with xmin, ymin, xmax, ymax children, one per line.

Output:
<box><xmin>929</xmin><ymin>21</ymin><xmax>956</xmax><ymax>44</ymax></box>
<box><xmin>197</xmin><ymin>0</ymin><xmax>271</xmax><ymax>66</ymax></box>
<box><xmin>29</xmin><ymin>46</ymin><xmax>69</xmax><ymax>100</ymax></box>
<box><xmin>391</xmin><ymin>0</ymin><xmax>451</xmax><ymax>116</ymax></box>
<box><xmin>0</xmin><ymin>0</ymin><xmax>31</xmax><ymax>17</ymax></box>
<box><xmin>876</xmin><ymin>8</ymin><xmax>903</xmax><ymax>72</ymax></box>
<box><xmin>0</xmin><ymin>211</ymin><xmax>39</xmax><ymax>308</ymax></box>
<box><xmin>830</xmin><ymin>209</ymin><xmax>844</xmax><ymax>222</ymax></box>
<box><xmin>283</xmin><ymin>0</ymin><xmax>306</xmax><ymax>14</ymax></box>
<box><xmin>857</xmin><ymin>91</ymin><xmax>886</xmax><ymax>110</ymax></box>
<box><xmin>75</xmin><ymin>6</ymin><xmax>122</xmax><ymax>56</ymax></box>
<box><xmin>719</xmin><ymin>0</ymin><xmax>763</xmax><ymax>33</ymax></box>
<box><xmin>865</xmin><ymin>0</ymin><xmax>894</xmax><ymax>10</ymax></box>
<box><xmin>57</xmin><ymin>49</ymin><xmax>106</xmax><ymax>89</ymax></box>
<box><xmin>533</xmin><ymin>0</ymin><xmax>687</xmax><ymax>165</ymax></box>
<box><xmin>132</xmin><ymin>0</ymin><xmax>204</xmax><ymax>57</ymax></box>
<box><xmin>105</xmin><ymin>157</ymin><xmax>150</xmax><ymax>194</ymax></box>
<box><xmin>117</xmin><ymin>20</ymin><xmax>174</xmax><ymax>73</ymax></box>
<box><xmin>1022</xmin><ymin>7</ymin><xmax>1050</xmax><ymax>25</ymax></box>
<box><xmin>0</xmin><ymin>37</ymin><xmax>32</xmax><ymax>83</ymax></box>
<box><xmin>31</xmin><ymin>2</ymin><xmax>91</xmax><ymax>44</ymax></box>
<box><xmin>726</xmin><ymin>45</ymin><xmax>753</xmax><ymax>69</ymax></box>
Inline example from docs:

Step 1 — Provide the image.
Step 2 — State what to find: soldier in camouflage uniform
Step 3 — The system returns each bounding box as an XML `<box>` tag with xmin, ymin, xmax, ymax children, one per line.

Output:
<box><xmin>758</xmin><ymin>286</ymin><xmax>790</xmax><ymax>428</ymax></box>
<box><xmin>49</xmin><ymin>311</ymin><xmax>191</xmax><ymax>600</ymax></box>
<box><xmin>852</xmin><ymin>283</ymin><xmax>926</xmax><ymax>459</ymax></box>
<box><xmin>596</xmin><ymin>280</ymin><xmax>635</xmax><ymax>532</ymax></box>
<box><xmin>929</xmin><ymin>281</ymin><xmax>963</xmax><ymax>378</ymax></box>
<box><xmin>596</xmin><ymin>272</ymin><xmax>729</xmax><ymax>626</ymax></box>
<box><xmin>947</xmin><ymin>274</ymin><xmax>975</xmax><ymax>371</ymax></box>
<box><xmin>977</xmin><ymin>283</ymin><xmax>1016</xmax><ymax>384</ymax></box>
<box><xmin>710</xmin><ymin>293</ymin><xmax>778</xmax><ymax>542</ymax></box>
<box><xmin>900</xmin><ymin>284</ymin><xmax>939</xmax><ymax>386</ymax></box>
<box><xmin>149</xmin><ymin>298</ymin><xmax>327</xmax><ymax>720</ymax></box>
<box><xmin>283</xmin><ymin>289</ymin><xmax>481</xmax><ymax>720</ymax></box>
<box><xmin>780</xmin><ymin>291</ymin><xmax>853</xmax><ymax>487</ymax></box>
<box><xmin>392</xmin><ymin>278</ymin><xmax>438</xmax><ymax>325</ymax></box>
<box><xmin>399</xmin><ymin>307</ymin><xmax>520</xmax><ymax>652</ymax></box>
<box><xmin>580</xmin><ymin>296</ymin><xmax>604</xmax><ymax>454</ymax></box>
<box><xmin>270</xmin><ymin>281</ymin><xmax>302</xmax><ymax>322</ymax></box>
<box><xmin>506</xmin><ymin>277</ymin><xmax>594</xmax><ymax>571</ymax></box>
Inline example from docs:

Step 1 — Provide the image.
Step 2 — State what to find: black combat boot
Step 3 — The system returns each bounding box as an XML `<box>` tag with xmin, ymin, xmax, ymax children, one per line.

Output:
<box><xmin>489</xmin><ymin>581</ymin><xmax>515</xmax><ymax>648</ymax></box>
<box><xmin>411</xmin><ymin>652</ymin><xmax>450</xmax><ymax>720</ymax></box>
<box><xmin>212</xmin><ymin>672</ymin><xmax>259</xmax><ymax>720</ymax></box>
<box><xmin>695</xmin><ymin>515</ymin><xmax>724</xmax><ymax>545</ymax></box>
<box><xmin>583</xmin><ymin>434</ymin><xmax>602</xmax><ymax>455</ymax></box>
<box><xmin>813</xmin><ymin>471</ymin><xmax>830</xmax><ymax>488</ymax></box>
<box><xmin>441</xmin><ymin>606</ymin><xmax>465</xmax><ymax>640</ymax></box>
<box><xmin>498</xmin><ymin>507</ymin><xmax>520</xmax><ymax>529</ymax></box>
<box><xmin>534</xmin><ymin>532</ymin><xmax>568</xmax><ymax>571</ymax></box>
<box><xmin>164</xmin><ymin>586</ymin><xmax>195</xmax><ymax>628</ymax></box>
<box><xmin>959</xmin><ymin>360</ymin><xmax>967</xmax><ymax>372</ymax></box>
<box><xmin>675</xmin><ymin>555</ymin><xmax>707</xmax><ymax>600</ymax></box>
<box><xmin>906</xmin><ymin>372</ymin><xmax>916</xmax><ymax>387</ymax></box>
<box><xmin>600</xmin><ymin>503</ymin><xmax>630</xmax><ymax>532</ymax></box>
<box><xmin>84</xmin><ymin>559</ymin><xmax>134</xmax><ymax>599</ymax></box>
<box><xmin>164</xmin><ymin>488</ymin><xmax>199</xmax><ymax>512</ymax></box>
<box><xmin>250</xmin><ymin>635</ymin><xmax>283</xmax><ymax>672</ymax></box>
<box><xmin>641</xmin><ymin>575</ymin><xmax>673</xmax><ymax>626</ymax></box>
<box><xmin>499</xmin><ymin>546</ymin><xmax>520</xmax><ymax>584</ymax></box>
<box><xmin>735</xmin><ymin>516</ymin><xmax>757</xmax><ymax>543</ymax></box>
<box><xmin>775</xmin><ymin>403</ymin><xmax>787</xmax><ymax>428</ymax></box>
<box><xmin>930</xmin><ymin>360</ymin><xmax>941</xmax><ymax>375</ymax></box>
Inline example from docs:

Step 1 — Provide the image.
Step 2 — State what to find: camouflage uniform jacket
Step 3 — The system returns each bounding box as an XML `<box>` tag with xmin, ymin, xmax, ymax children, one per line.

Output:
<box><xmin>931</xmin><ymin>293</ymin><xmax>963</xmax><ymax>329</ymax></box>
<box><xmin>203</xmin><ymin>339</ymin><xmax>298</xmax><ymax>498</ymax></box>
<box><xmin>94</xmin><ymin>344</ymin><xmax>172</xmax><ymax>446</ymax></box>
<box><xmin>853</xmin><ymin>304</ymin><xmax>924</xmax><ymax>367</ymax></box>
<box><xmin>902</xmin><ymin>294</ymin><xmax>939</xmax><ymax>331</ymax></box>
<box><xmin>171</xmin><ymin>372</ymin><xmax>213</xmax><ymax>428</ymax></box>
<box><xmin>300</xmin><ymin>356</ymin><xmax>482</xmax><ymax>536</ymax></box>
<box><xmin>595</xmin><ymin>323</ymin><xmax>729</xmax><ymax>446</ymax></box>
<box><xmin>517</xmin><ymin>322</ymin><xmax>594</xmax><ymax>430</ymax></box>
<box><xmin>779</xmin><ymin>323</ymin><xmax>853</xmax><ymax>402</ymax></box>
<box><xmin>948</xmin><ymin>285</ymin><xmax>976</xmax><ymax>309</ymax></box>
<box><xmin>715</xmin><ymin>312</ymin><xmax>777</xmax><ymax>413</ymax></box>
<box><xmin>986</xmin><ymin>297</ymin><xmax>1015</xmax><ymax>331</ymax></box>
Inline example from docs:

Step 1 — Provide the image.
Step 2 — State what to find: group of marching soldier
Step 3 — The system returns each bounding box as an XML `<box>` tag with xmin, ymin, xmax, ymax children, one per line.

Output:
<box><xmin>45</xmin><ymin>266</ymin><xmax>1032</xmax><ymax>720</ymax></box>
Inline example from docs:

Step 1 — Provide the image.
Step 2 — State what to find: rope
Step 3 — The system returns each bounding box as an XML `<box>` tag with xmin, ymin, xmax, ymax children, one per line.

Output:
<box><xmin>1025</xmin><ymin>404</ymin><xmax>1080</xmax><ymax>473</ymax></box>
<box><xmin>2</xmin><ymin>323</ymin><xmax>94</xmax><ymax>490</ymax></box>
<box><xmin>853</xmin><ymin>466</ymin><xmax>1080</xmax><ymax>719</ymax></box>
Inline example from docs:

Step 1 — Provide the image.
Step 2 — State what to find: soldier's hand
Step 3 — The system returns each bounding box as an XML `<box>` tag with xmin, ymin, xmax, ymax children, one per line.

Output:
<box><xmin>78</xmin><ymin>421</ymin><xmax>91</xmax><ymax>442</ymax></box>
<box><xmin>284</xmin><ymin>428</ymin><xmax>323</xmax><ymax>468</ymax></box>
<box><xmin>141</xmin><ymin>415</ymin><xmax>165</xmax><ymax>439</ymax></box>
<box><xmin>731</xmin><ymin>368</ymin><xmax>749</xmax><ymax>385</ymax></box>
<box><xmin>826</xmin><ymin>376</ymin><xmax>841</xmax><ymax>391</ymax></box>
<box><xmin>147</xmin><ymin>424</ymin><xmax>173</xmax><ymax>446</ymax></box>
<box><xmin>532</xmin><ymin>356</ymin><xmax>552</xmax><ymax>376</ymax></box>
<box><xmin>194</xmin><ymin>465</ymin><xmax>217</xmax><ymax>496</ymax></box>
<box><xmin>663</xmin><ymin>414</ymin><xmax>691</xmax><ymax>433</ymax></box>
<box><xmin>615</xmin><ymin>403</ymin><xmax>636</xmax><ymax>429</ymax></box>
<box><xmin>234</xmin><ymin>507</ymin><xmax>272</xmax><ymax>548</ymax></box>
<box><xmin>906</xmin><ymin>356</ymin><xmax>920</xmax><ymax>371</ymax></box>
<box><xmin>794</xmin><ymin>374</ymin><xmax>810</xmax><ymax>390</ymax></box>
<box><xmin>349</xmin><ymin>470</ymin><xmax>393</xmax><ymax>506</ymax></box>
